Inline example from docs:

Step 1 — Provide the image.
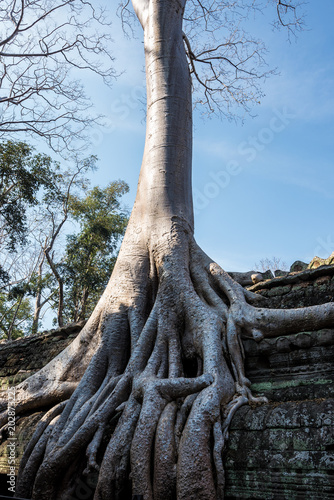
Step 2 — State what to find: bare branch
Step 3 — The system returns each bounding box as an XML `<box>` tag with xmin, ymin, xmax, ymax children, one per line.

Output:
<box><xmin>181</xmin><ymin>0</ymin><xmax>303</xmax><ymax>118</ymax></box>
<box><xmin>0</xmin><ymin>0</ymin><xmax>115</xmax><ymax>153</ymax></box>
<box><xmin>0</xmin><ymin>0</ymin><xmax>24</xmax><ymax>47</ymax></box>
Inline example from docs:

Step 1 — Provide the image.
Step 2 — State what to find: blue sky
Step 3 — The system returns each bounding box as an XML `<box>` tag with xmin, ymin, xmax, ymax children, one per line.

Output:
<box><xmin>82</xmin><ymin>1</ymin><xmax>334</xmax><ymax>273</ymax></box>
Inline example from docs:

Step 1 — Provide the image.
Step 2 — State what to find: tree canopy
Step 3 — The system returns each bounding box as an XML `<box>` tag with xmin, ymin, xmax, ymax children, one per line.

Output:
<box><xmin>0</xmin><ymin>1</ymin><xmax>115</xmax><ymax>152</ymax></box>
<box><xmin>0</xmin><ymin>140</ymin><xmax>129</xmax><ymax>337</ymax></box>
<box><xmin>61</xmin><ymin>181</ymin><xmax>129</xmax><ymax>322</ymax></box>
<box><xmin>123</xmin><ymin>0</ymin><xmax>303</xmax><ymax>118</ymax></box>
<box><xmin>0</xmin><ymin>140</ymin><xmax>54</xmax><ymax>282</ymax></box>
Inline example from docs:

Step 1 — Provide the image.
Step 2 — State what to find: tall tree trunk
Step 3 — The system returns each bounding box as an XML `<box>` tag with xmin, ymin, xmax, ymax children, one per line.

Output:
<box><xmin>79</xmin><ymin>287</ymin><xmax>89</xmax><ymax>321</ymax></box>
<box><xmin>44</xmin><ymin>250</ymin><xmax>64</xmax><ymax>327</ymax></box>
<box><xmin>32</xmin><ymin>295</ymin><xmax>41</xmax><ymax>335</ymax></box>
<box><xmin>134</xmin><ymin>0</ymin><xmax>193</xmax><ymax>228</ymax></box>
<box><xmin>32</xmin><ymin>254</ymin><xmax>45</xmax><ymax>335</ymax></box>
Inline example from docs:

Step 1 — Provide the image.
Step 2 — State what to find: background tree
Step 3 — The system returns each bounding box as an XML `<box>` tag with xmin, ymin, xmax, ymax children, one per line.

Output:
<box><xmin>0</xmin><ymin>288</ymin><xmax>32</xmax><ymax>340</ymax></box>
<box><xmin>1</xmin><ymin>1</ymin><xmax>333</xmax><ymax>499</ymax></box>
<box><xmin>0</xmin><ymin>0</ymin><xmax>114</xmax><ymax>152</ymax></box>
<box><xmin>0</xmin><ymin>140</ymin><xmax>129</xmax><ymax>336</ymax></box>
<box><xmin>0</xmin><ymin>140</ymin><xmax>93</xmax><ymax>336</ymax></box>
<box><xmin>61</xmin><ymin>181</ymin><xmax>129</xmax><ymax>323</ymax></box>
<box><xmin>0</xmin><ymin>140</ymin><xmax>55</xmax><ymax>284</ymax></box>
<box><xmin>36</xmin><ymin>155</ymin><xmax>97</xmax><ymax>328</ymax></box>
<box><xmin>254</xmin><ymin>256</ymin><xmax>289</xmax><ymax>276</ymax></box>
<box><xmin>30</xmin><ymin>254</ymin><xmax>56</xmax><ymax>335</ymax></box>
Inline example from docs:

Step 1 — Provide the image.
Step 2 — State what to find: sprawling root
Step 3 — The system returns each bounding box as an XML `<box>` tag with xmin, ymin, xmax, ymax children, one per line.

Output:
<box><xmin>3</xmin><ymin>230</ymin><xmax>333</xmax><ymax>500</ymax></box>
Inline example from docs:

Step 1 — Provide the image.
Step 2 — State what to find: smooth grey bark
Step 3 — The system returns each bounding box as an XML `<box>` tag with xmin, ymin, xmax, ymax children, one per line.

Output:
<box><xmin>0</xmin><ymin>0</ymin><xmax>333</xmax><ymax>499</ymax></box>
<box><xmin>44</xmin><ymin>247</ymin><xmax>64</xmax><ymax>327</ymax></box>
<box><xmin>32</xmin><ymin>253</ymin><xmax>48</xmax><ymax>335</ymax></box>
<box><xmin>31</xmin><ymin>257</ymin><xmax>43</xmax><ymax>336</ymax></box>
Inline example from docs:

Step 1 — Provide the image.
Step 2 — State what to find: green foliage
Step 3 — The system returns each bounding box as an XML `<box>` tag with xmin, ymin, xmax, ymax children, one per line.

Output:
<box><xmin>0</xmin><ymin>139</ymin><xmax>62</xmax><ymax>337</ymax></box>
<box><xmin>0</xmin><ymin>292</ymin><xmax>32</xmax><ymax>340</ymax></box>
<box><xmin>0</xmin><ymin>140</ymin><xmax>58</xmax><ymax>285</ymax></box>
<box><xmin>0</xmin><ymin>140</ymin><xmax>55</xmax><ymax>251</ymax></box>
<box><xmin>61</xmin><ymin>181</ymin><xmax>129</xmax><ymax>322</ymax></box>
<box><xmin>0</xmin><ymin>139</ymin><xmax>129</xmax><ymax>334</ymax></box>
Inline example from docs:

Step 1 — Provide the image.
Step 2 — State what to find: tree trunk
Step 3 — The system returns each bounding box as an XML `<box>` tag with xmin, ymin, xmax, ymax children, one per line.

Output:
<box><xmin>79</xmin><ymin>287</ymin><xmax>89</xmax><ymax>321</ymax></box>
<box><xmin>1</xmin><ymin>1</ymin><xmax>333</xmax><ymax>499</ymax></box>
<box><xmin>134</xmin><ymin>0</ymin><xmax>193</xmax><ymax>230</ymax></box>
<box><xmin>44</xmin><ymin>249</ymin><xmax>64</xmax><ymax>327</ymax></box>
<box><xmin>7</xmin><ymin>295</ymin><xmax>23</xmax><ymax>341</ymax></box>
<box><xmin>31</xmin><ymin>296</ymin><xmax>41</xmax><ymax>336</ymax></box>
<box><xmin>32</xmin><ymin>255</ymin><xmax>45</xmax><ymax>335</ymax></box>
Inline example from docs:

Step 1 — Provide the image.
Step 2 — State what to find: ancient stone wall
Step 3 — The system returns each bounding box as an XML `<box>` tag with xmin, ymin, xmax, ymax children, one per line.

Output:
<box><xmin>0</xmin><ymin>323</ymin><xmax>83</xmax><ymax>480</ymax></box>
<box><xmin>224</xmin><ymin>265</ymin><xmax>334</xmax><ymax>499</ymax></box>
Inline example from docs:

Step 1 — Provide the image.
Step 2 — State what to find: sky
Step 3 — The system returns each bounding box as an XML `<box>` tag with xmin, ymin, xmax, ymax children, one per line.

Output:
<box><xmin>61</xmin><ymin>1</ymin><xmax>334</xmax><ymax>273</ymax></box>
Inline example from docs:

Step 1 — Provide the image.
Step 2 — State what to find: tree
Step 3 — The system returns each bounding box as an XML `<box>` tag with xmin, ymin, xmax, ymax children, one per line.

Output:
<box><xmin>1</xmin><ymin>1</ymin><xmax>333</xmax><ymax>499</ymax></box>
<box><xmin>0</xmin><ymin>143</ymin><xmax>127</xmax><ymax>334</ymax></box>
<box><xmin>61</xmin><ymin>181</ymin><xmax>129</xmax><ymax>323</ymax></box>
<box><xmin>0</xmin><ymin>141</ymin><xmax>97</xmax><ymax>334</ymax></box>
<box><xmin>30</xmin><ymin>253</ymin><xmax>55</xmax><ymax>335</ymax></box>
<box><xmin>0</xmin><ymin>289</ymin><xmax>32</xmax><ymax>340</ymax></box>
<box><xmin>0</xmin><ymin>1</ymin><xmax>114</xmax><ymax>152</ymax></box>
<box><xmin>31</xmin><ymin>155</ymin><xmax>98</xmax><ymax>329</ymax></box>
<box><xmin>0</xmin><ymin>140</ymin><xmax>54</xmax><ymax>284</ymax></box>
<box><xmin>254</xmin><ymin>257</ymin><xmax>289</xmax><ymax>277</ymax></box>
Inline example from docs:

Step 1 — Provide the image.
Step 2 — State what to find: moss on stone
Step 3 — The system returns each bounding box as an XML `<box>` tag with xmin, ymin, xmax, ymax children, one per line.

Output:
<box><xmin>251</xmin><ymin>378</ymin><xmax>333</xmax><ymax>395</ymax></box>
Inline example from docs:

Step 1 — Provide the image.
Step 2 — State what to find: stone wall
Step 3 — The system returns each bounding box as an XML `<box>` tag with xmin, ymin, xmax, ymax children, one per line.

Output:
<box><xmin>0</xmin><ymin>323</ymin><xmax>83</xmax><ymax>480</ymax></box>
<box><xmin>224</xmin><ymin>265</ymin><xmax>334</xmax><ymax>499</ymax></box>
<box><xmin>0</xmin><ymin>268</ymin><xmax>333</xmax><ymax>498</ymax></box>
<box><xmin>0</xmin><ymin>323</ymin><xmax>84</xmax><ymax>391</ymax></box>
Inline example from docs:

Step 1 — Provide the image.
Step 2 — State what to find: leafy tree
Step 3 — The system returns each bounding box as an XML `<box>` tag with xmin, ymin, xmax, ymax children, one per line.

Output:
<box><xmin>0</xmin><ymin>289</ymin><xmax>32</xmax><ymax>341</ymax></box>
<box><xmin>32</xmin><ymin>155</ymin><xmax>98</xmax><ymax>329</ymax></box>
<box><xmin>1</xmin><ymin>1</ymin><xmax>333</xmax><ymax>499</ymax></box>
<box><xmin>0</xmin><ymin>144</ymin><xmax>127</xmax><ymax>335</ymax></box>
<box><xmin>62</xmin><ymin>181</ymin><xmax>129</xmax><ymax>323</ymax></box>
<box><xmin>0</xmin><ymin>140</ymin><xmax>55</xmax><ymax>284</ymax></box>
<box><xmin>0</xmin><ymin>141</ymin><xmax>99</xmax><ymax>334</ymax></box>
<box><xmin>0</xmin><ymin>1</ymin><xmax>114</xmax><ymax>153</ymax></box>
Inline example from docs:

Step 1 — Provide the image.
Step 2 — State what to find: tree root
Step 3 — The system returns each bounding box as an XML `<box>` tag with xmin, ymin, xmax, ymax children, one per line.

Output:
<box><xmin>2</xmin><ymin>232</ymin><xmax>333</xmax><ymax>500</ymax></box>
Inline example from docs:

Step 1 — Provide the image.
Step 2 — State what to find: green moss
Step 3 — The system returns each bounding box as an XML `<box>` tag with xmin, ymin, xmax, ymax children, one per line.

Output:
<box><xmin>293</xmin><ymin>438</ymin><xmax>310</xmax><ymax>451</ymax></box>
<box><xmin>251</xmin><ymin>378</ymin><xmax>333</xmax><ymax>393</ymax></box>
